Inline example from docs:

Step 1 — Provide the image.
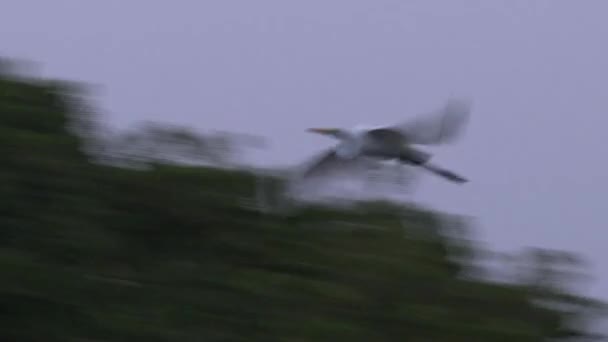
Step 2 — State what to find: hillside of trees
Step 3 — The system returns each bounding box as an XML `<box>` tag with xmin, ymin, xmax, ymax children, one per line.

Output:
<box><xmin>0</xmin><ymin>59</ymin><xmax>605</xmax><ymax>341</ymax></box>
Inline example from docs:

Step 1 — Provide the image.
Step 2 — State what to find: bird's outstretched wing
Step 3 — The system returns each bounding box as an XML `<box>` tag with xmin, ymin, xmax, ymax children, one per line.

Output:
<box><xmin>368</xmin><ymin>98</ymin><xmax>472</xmax><ymax>145</ymax></box>
<box><xmin>296</xmin><ymin>148</ymin><xmax>367</xmax><ymax>180</ymax></box>
<box><xmin>298</xmin><ymin>149</ymin><xmax>344</xmax><ymax>179</ymax></box>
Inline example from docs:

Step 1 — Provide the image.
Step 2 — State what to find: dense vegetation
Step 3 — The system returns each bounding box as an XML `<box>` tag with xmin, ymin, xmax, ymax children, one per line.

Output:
<box><xmin>0</xmin><ymin>60</ymin><xmax>605</xmax><ymax>341</ymax></box>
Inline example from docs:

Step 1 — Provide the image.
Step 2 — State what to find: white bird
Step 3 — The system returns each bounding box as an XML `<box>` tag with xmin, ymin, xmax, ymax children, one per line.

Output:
<box><xmin>297</xmin><ymin>98</ymin><xmax>471</xmax><ymax>184</ymax></box>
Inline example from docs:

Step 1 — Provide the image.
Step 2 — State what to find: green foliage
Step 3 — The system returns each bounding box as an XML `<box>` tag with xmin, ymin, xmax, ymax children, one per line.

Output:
<box><xmin>0</xmin><ymin>62</ymin><xmax>605</xmax><ymax>341</ymax></box>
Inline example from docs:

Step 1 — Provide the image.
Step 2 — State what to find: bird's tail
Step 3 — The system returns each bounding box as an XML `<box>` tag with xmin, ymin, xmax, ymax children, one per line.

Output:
<box><xmin>421</xmin><ymin>163</ymin><xmax>468</xmax><ymax>183</ymax></box>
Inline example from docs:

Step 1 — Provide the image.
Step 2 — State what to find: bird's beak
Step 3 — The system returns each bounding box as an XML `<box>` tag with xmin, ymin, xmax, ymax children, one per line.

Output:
<box><xmin>307</xmin><ymin>128</ymin><xmax>337</xmax><ymax>135</ymax></box>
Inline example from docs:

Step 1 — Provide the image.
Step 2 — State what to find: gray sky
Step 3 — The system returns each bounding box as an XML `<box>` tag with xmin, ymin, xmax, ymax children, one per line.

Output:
<box><xmin>3</xmin><ymin>0</ymin><xmax>607</xmax><ymax>301</ymax></box>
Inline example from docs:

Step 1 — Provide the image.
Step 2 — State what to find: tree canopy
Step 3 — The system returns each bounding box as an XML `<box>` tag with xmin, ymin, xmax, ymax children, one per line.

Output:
<box><xmin>0</xmin><ymin>60</ymin><xmax>605</xmax><ymax>341</ymax></box>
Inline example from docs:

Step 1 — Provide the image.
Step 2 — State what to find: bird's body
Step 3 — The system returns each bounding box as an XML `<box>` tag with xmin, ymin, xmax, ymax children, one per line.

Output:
<box><xmin>298</xmin><ymin>98</ymin><xmax>471</xmax><ymax>184</ymax></box>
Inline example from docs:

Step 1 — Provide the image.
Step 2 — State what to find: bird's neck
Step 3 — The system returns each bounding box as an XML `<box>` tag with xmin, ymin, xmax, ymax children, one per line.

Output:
<box><xmin>331</xmin><ymin>129</ymin><xmax>352</xmax><ymax>140</ymax></box>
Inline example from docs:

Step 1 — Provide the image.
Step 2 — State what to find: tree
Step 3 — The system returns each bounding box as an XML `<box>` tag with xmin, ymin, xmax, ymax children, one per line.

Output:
<box><xmin>0</xmin><ymin>59</ymin><xmax>605</xmax><ymax>341</ymax></box>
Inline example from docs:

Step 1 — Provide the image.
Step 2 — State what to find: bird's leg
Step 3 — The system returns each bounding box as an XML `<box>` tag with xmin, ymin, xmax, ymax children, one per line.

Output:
<box><xmin>420</xmin><ymin>162</ymin><xmax>468</xmax><ymax>183</ymax></box>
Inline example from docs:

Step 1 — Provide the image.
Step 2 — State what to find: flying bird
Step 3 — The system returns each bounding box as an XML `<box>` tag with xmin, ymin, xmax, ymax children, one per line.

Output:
<box><xmin>297</xmin><ymin>98</ymin><xmax>471</xmax><ymax>184</ymax></box>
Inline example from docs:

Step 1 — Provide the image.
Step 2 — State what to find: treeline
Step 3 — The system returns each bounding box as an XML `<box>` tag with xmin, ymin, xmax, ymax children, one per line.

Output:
<box><xmin>0</xmin><ymin>60</ymin><xmax>605</xmax><ymax>341</ymax></box>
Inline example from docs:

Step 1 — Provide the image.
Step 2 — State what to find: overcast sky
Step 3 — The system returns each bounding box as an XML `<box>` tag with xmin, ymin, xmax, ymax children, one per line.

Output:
<box><xmin>3</xmin><ymin>0</ymin><xmax>607</xmax><ymax>303</ymax></box>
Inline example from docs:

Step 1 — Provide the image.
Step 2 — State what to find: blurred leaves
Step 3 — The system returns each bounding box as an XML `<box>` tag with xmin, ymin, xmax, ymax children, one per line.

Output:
<box><xmin>98</xmin><ymin>121</ymin><xmax>266</xmax><ymax>170</ymax></box>
<box><xmin>0</xmin><ymin>60</ymin><xmax>605</xmax><ymax>341</ymax></box>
